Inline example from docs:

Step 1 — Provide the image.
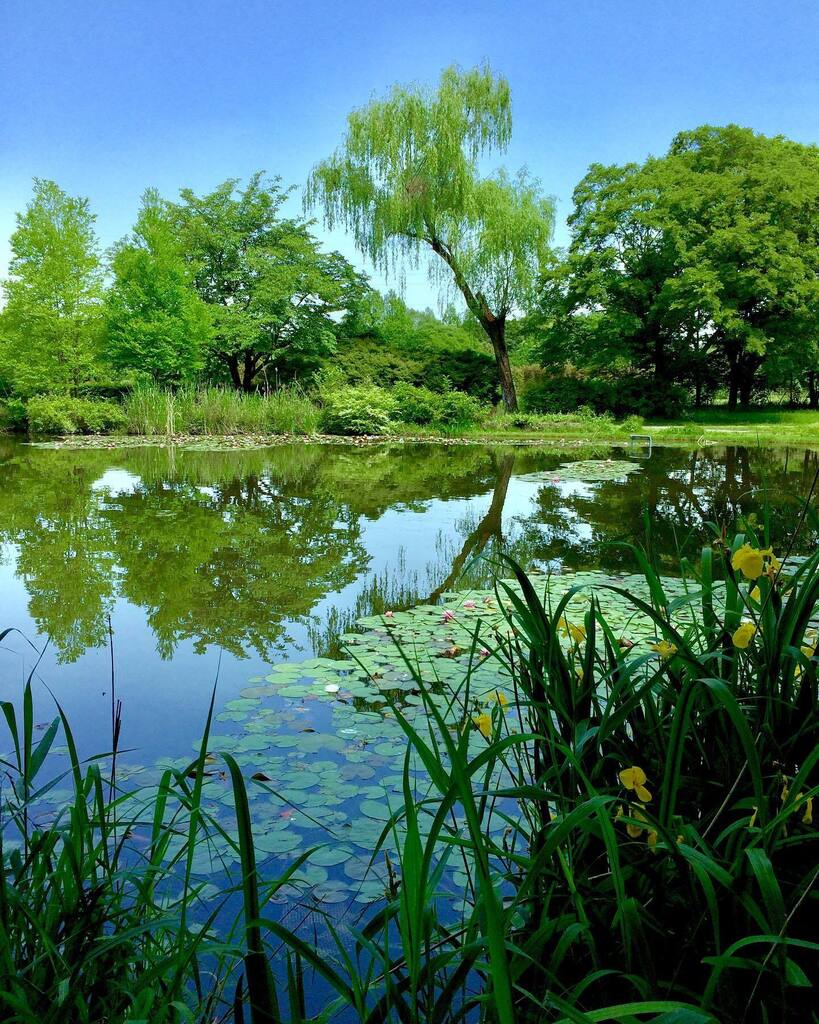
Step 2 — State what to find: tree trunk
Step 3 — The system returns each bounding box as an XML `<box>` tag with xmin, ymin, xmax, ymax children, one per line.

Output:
<box><xmin>227</xmin><ymin>355</ymin><xmax>242</xmax><ymax>390</ymax></box>
<box><xmin>727</xmin><ymin>359</ymin><xmax>739</xmax><ymax>411</ymax></box>
<box><xmin>484</xmin><ymin>318</ymin><xmax>518</xmax><ymax>412</ymax></box>
<box><xmin>739</xmin><ymin>361</ymin><xmax>756</xmax><ymax>408</ymax></box>
<box><xmin>808</xmin><ymin>372</ymin><xmax>818</xmax><ymax>409</ymax></box>
<box><xmin>242</xmin><ymin>351</ymin><xmax>256</xmax><ymax>393</ymax></box>
<box><xmin>426</xmin><ymin>235</ymin><xmax>518</xmax><ymax>411</ymax></box>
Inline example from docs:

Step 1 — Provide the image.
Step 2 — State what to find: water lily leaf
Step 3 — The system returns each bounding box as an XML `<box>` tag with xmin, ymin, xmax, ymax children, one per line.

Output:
<box><xmin>310</xmin><ymin>845</ymin><xmax>355</xmax><ymax>867</ymax></box>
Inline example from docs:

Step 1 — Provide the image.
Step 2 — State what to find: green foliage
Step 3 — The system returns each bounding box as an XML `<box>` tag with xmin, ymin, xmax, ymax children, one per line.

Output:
<box><xmin>0</xmin><ymin>179</ymin><xmax>104</xmax><ymax>398</ymax></box>
<box><xmin>122</xmin><ymin>384</ymin><xmax>321</xmax><ymax>436</ymax></box>
<box><xmin>547</xmin><ymin>125</ymin><xmax>819</xmax><ymax>409</ymax></box>
<box><xmin>26</xmin><ymin>395</ymin><xmax>127</xmax><ymax>434</ymax></box>
<box><xmin>432</xmin><ymin>387</ymin><xmax>482</xmax><ymax>427</ymax></box>
<box><xmin>319</xmin><ymin>382</ymin><xmax>396</xmax><ymax>435</ymax></box>
<box><xmin>0</xmin><ymin>398</ymin><xmax>28</xmax><ymax>431</ymax></box>
<box><xmin>106</xmin><ymin>189</ymin><xmax>211</xmax><ymax>386</ymax></box>
<box><xmin>172</xmin><ymin>173</ymin><xmax>362</xmax><ymax>390</ymax></box>
<box><xmin>391</xmin><ymin>381</ymin><xmax>482</xmax><ymax>427</ymax></box>
<box><xmin>308</xmin><ymin>64</ymin><xmax>555</xmax><ymax>410</ymax></box>
<box><xmin>521</xmin><ymin>365</ymin><xmax>688</xmax><ymax>418</ymax></box>
<box><xmin>6</xmin><ymin>516</ymin><xmax>816</xmax><ymax>1022</ymax></box>
<box><xmin>339</xmin><ymin>290</ymin><xmax>499</xmax><ymax>401</ymax></box>
<box><xmin>0</xmin><ymin>678</ymin><xmax>228</xmax><ymax>1023</ymax></box>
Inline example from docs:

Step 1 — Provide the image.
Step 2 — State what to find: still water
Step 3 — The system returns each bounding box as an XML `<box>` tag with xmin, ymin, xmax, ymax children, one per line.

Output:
<box><xmin>0</xmin><ymin>437</ymin><xmax>817</xmax><ymax>764</ymax></box>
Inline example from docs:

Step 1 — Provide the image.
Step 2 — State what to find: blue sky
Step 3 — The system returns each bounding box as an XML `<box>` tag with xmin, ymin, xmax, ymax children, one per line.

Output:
<box><xmin>2</xmin><ymin>0</ymin><xmax>818</xmax><ymax>310</ymax></box>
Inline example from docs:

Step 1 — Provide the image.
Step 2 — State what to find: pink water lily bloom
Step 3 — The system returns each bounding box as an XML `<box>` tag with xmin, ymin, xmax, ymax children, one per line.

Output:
<box><xmin>384</xmin><ymin>610</ymin><xmax>394</xmax><ymax>618</ymax></box>
<box><xmin>479</xmin><ymin>647</ymin><xmax>490</xmax><ymax>658</ymax></box>
<box><xmin>463</xmin><ymin>600</ymin><xmax>476</xmax><ymax>609</ymax></box>
<box><xmin>442</xmin><ymin>609</ymin><xmax>456</xmax><ymax>623</ymax></box>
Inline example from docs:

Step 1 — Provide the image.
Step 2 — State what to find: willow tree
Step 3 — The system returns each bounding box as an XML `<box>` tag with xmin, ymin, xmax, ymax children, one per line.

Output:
<box><xmin>307</xmin><ymin>65</ymin><xmax>554</xmax><ymax>410</ymax></box>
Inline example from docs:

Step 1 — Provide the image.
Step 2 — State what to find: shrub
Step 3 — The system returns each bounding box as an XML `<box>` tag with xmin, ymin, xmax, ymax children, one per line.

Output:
<box><xmin>320</xmin><ymin>384</ymin><xmax>396</xmax><ymax>435</ymax></box>
<box><xmin>26</xmin><ymin>396</ymin><xmax>127</xmax><ymax>435</ymax></box>
<box><xmin>522</xmin><ymin>365</ymin><xmax>688</xmax><ymax>418</ymax></box>
<box><xmin>390</xmin><ymin>382</ymin><xmax>442</xmax><ymax>425</ymax></box>
<box><xmin>433</xmin><ymin>388</ymin><xmax>482</xmax><ymax>428</ymax></box>
<box><xmin>335</xmin><ymin>334</ymin><xmax>499</xmax><ymax>402</ymax></box>
<box><xmin>0</xmin><ymin>398</ymin><xmax>28</xmax><ymax>432</ymax></box>
<box><xmin>390</xmin><ymin>382</ymin><xmax>483</xmax><ymax>429</ymax></box>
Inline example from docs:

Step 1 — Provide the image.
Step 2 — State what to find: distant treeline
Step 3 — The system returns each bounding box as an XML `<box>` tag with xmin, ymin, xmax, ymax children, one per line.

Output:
<box><xmin>1</xmin><ymin>98</ymin><xmax>818</xmax><ymax>423</ymax></box>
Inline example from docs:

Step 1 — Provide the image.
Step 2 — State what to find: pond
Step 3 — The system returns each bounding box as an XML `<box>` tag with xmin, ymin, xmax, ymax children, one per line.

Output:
<box><xmin>1</xmin><ymin>436</ymin><xmax>817</xmax><ymax>769</ymax></box>
<box><xmin>2</xmin><ymin>434</ymin><xmax>818</xmax><ymax>928</ymax></box>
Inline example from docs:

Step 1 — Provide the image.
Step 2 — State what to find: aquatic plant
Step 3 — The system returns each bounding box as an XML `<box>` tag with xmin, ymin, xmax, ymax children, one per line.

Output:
<box><xmin>121</xmin><ymin>383</ymin><xmax>322</xmax><ymax>437</ymax></box>
<box><xmin>1</xmin><ymin>515</ymin><xmax>817</xmax><ymax>1022</ymax></box>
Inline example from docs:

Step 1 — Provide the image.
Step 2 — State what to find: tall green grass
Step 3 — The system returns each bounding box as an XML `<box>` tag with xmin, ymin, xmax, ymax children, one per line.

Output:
<box><xmin>122</xmin><ymin>384</ymin><xmax>322</xmax><ymax>437</ymax></box>
<box><xmin>2</xmin><ymin>513</ymin><xmax>817</xmax><ymax>1022</ymax></box>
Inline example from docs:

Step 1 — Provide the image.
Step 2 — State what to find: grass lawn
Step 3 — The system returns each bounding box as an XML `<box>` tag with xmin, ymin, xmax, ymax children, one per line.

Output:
<box><xmin>392</xmin><ymin>407</ymin><xmax>819</xmax><ymax>447</ymax></box>
<box><xmin>648</xmin><ymin>408</ymin><xmax>819</xmax><ymax>446</ymax></box>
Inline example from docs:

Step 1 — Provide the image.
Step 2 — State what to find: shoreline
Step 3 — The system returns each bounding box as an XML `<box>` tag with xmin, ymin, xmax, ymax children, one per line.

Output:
<box><xmin>13</xmin><ymin>423</ymin><xmax>819</xmax><ymax>452</ymax></box>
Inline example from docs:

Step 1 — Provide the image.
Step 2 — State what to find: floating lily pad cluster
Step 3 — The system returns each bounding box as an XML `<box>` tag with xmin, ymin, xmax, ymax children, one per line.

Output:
<box><xmin>517</xmin><ymin>459</ymin><xmax>642</xmax><ymax>483</ymax></box>
<box><xmin>139</xmin><ymin>568</ymin><xmax>713</xmax><ymax>906</ymax></box>
<box><xmin>18</xmin><ymin>567</ymin><xmax>717</xmax><ymax>914</ymax></box>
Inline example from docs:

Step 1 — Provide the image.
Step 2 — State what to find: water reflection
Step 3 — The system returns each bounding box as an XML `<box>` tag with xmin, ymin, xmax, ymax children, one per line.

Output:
<box><xmin>516</xmin><ymin>445</ymin><xmax>819</xmax><ymax>574</ymax></box>
<box><xmin>1</xmin><ymin>438</ymin><xmax>817</xmax><ymax>669</ymax></box>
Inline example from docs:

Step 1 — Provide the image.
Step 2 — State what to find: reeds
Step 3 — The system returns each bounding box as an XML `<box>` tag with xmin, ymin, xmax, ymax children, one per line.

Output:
<box><xmin>1</xmin><ymin>514</ymin><xmax>816</xmax><ymax>1022</ymax></box>
<box><xmin>121</xmin><ymin>384</ymin><xmax>322</xmax><ymax>437</ymax></box>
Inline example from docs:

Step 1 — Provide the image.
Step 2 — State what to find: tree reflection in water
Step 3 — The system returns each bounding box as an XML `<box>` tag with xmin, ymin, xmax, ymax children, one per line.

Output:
<box><xmin>0</xmin><ymin>438</ymin><xmax>817</xmax><ymax>666</ymax></box>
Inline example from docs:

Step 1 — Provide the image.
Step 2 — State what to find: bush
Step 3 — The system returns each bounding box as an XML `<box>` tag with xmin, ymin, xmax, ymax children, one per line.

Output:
<box><xmin>433</xmin><ymin>388</ymin><xmax>482</xmax><ymax>428</ymax></box>
<box><xmin>389</xmin><ymin>382</ymin><xmax>483</xmax><ymax>430</ymax></box>
<box><xmin>26</xmin><ymin>396</ymin><xmax>127</xmax><ymax>435</ymax></box>
<box><xmin>320</xmin><ymin>384</ymin><xmax>396</xmax><ymax>436</ymax></box>
<box><xmin>0</xmin><ymin>398</ymin><xmax>28</xmax><ymax>432</ymax></box>
<box><xmin>335</xmin><ymin>334</ymin><xmax>499</xmax><ymax>403</ymax></box>
<box><xmin>521</xmin><ymin>365</ymin><xmax>688</xmax><ymax>418</ymax></box>
<box><xmin>390</xmin><ymin>382</ymin><xmax>442</xmax><ymax>424</ymax></box>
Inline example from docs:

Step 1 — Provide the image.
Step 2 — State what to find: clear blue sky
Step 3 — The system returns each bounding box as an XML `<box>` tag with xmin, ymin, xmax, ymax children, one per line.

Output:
<box><xmin>2</xmin><ymin>0</ymin><xmax>818</xmax><ymax>309</ymax></box>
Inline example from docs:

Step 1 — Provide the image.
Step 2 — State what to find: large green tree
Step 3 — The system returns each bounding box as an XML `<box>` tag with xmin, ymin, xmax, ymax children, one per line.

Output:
<box><xmin>552</xmin><ymin>125</ymin><xmax>819</xmax><ymax>408</ymax></box>
<box><xmin>105</xmin><ymin>189</ymin><xmax>211</xmax><ymax>387</ymax></box>
<box><xmin>172</xmin><ymin>173</ymin><xmax>362</xmax><ymax>391</ymax></box>
<box><xmin>307</xmin><ymin>64</ymin><xmax>554</xmax><ymax>411</ymax></box>
<box><xmin>0</xmin><ymin>179</ymin><xmax>104</xmax><ymax>397</ymax></box>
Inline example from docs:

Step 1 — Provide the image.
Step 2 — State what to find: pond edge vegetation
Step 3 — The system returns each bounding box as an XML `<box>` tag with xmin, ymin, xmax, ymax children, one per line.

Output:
<box><xmin>1</xmin><ymin>506</ymin><xmax>817</xmax><ymax>1023</ymax></box>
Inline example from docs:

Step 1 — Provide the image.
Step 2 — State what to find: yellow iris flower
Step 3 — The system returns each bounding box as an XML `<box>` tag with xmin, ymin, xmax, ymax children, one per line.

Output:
<box><xmin>731</xmin><ymin>544</ymin><xmax>780</xmax><ymax>581</ymax></box>
<box><xmin>559</xmin><ymin>618</ymin><xmax>586</xmax><ymax>644</ymax></box>
<box><xmin>732</xmin><ymin>622</ymin><xmax>756</xmax><ymax>649</ymax></box>
<box><xmin>619</xmin><ymin>765</ymin><xmax>652</xmax><ymax>803</ymax></box>
<box><xmin>625</xmin><ymin>806</ymin><xmax>647</xmax><ymax>838</ymax></box>
<box><xmin>473</xmin><ymin>713</ymin><xmax>492</xmax><ymax>738</ymax></box>
<box><xmin>651</xmin><ymin>640</ymin><xmax>677</xmax><ymax>660</ymax></box>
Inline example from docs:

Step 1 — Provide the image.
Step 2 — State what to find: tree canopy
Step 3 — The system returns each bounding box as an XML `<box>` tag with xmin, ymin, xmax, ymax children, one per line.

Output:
<box><xmin>543</xmin><ymin>125</ymin><xmax>819</xmax><ymax>409</ymax></box>
<box><xmin>172</xmin><ymin>173</ymin><xmax>363</xmax><ymax>390</ymax></box>
<box><xmin>106</xmin><ymin>188</ymin><xmax>211</xmax><ymax>387</ymax></box>
<box><xmin>0</xmin><ymin>179</ymin><xmax>104</xmax><ymax>398</ymax></box>
<box><xmin>307</xmin><ymin>64</ymin><xmax>554</xmax><ymax>410</ymax></box>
